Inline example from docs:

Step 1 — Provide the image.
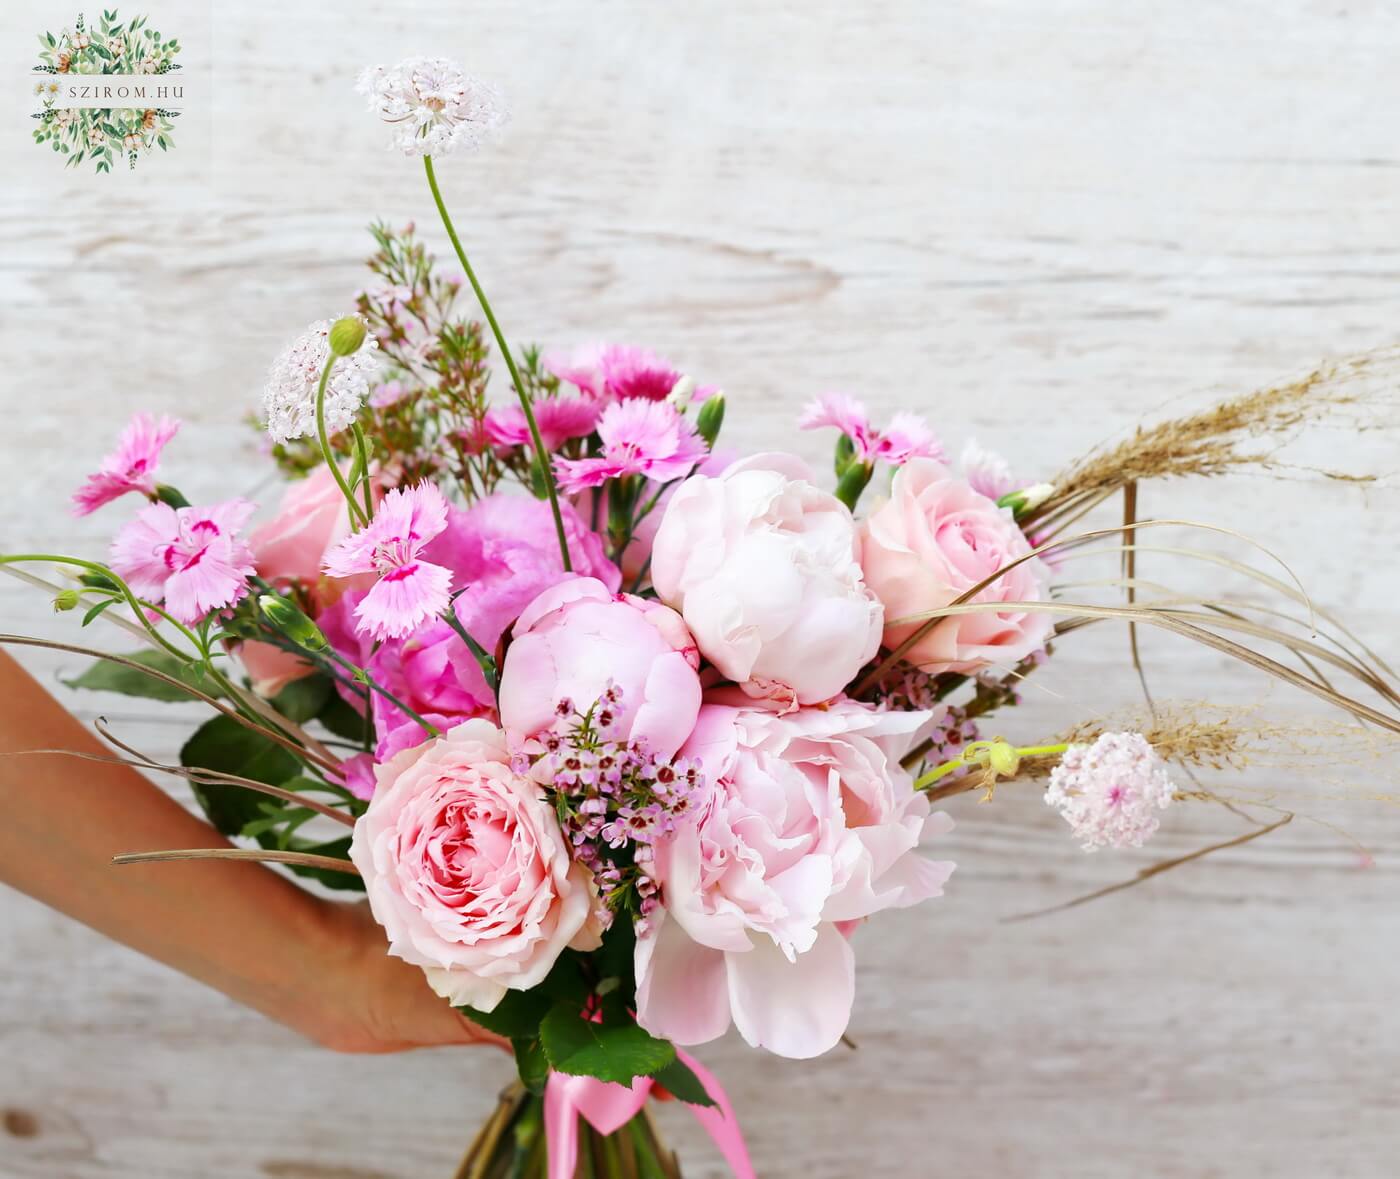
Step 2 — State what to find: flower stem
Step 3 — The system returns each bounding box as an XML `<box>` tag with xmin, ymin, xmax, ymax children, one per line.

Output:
<box><xmin>321</xmin><ymin>645</ymin><xmax>440</xmax><ymax>739</ymax></box>
<box><xmin>315</xmin><ymin>354</ymin><xmax>369</xmax><ymax>530</ymax></box>
<box><xmin>422</xmin><ymin>153</ymin><xmax>572</xmax><ymax>571</ymax></box>
<box><xmin>912</xmin><ymin>741</ymin><xmax>1069</xmax><ymax>792</ymax></box>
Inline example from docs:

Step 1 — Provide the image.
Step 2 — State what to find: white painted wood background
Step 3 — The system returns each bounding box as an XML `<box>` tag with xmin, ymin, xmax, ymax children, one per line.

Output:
<box><xmin>3</xmin><ymin>1</ymin><xmax>1399</xmax><ymax>1175</ymax></box>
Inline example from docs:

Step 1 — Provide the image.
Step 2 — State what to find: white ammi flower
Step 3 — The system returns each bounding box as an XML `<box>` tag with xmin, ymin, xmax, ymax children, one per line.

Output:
<box><xmin>261</xmin><ymin>319</ymin><xmax>378</xmax><ymax>445</ymax></box>
<box><xmin>355</xmin><ymin>57</ymin><xmax>507</xmax><ymax>158</ymax></box>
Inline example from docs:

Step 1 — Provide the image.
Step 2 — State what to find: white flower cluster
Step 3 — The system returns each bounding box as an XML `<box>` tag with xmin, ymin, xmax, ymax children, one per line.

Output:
<box><xmin>261</xmin><ymin>319</ymin><xmax>378</xmax><ymax>445</ymax></box>
<box><xmin>1044</xmin><ymin>731</ymin><xmax>1177</xmax><ymax>851</ymax></box>
<box><xmin>355</xmin><ymin>57</ymin><xmax>507</xmax><ymax>158</ymax></box>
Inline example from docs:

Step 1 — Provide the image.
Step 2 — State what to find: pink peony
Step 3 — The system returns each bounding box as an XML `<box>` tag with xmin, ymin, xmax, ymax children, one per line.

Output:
<box><xmin>635</xmin><ymin>696</ymin><xmax>955</xmax><ymax>1058</ymax></box>
<box><xmin>324</xmin><ymin>493</ymin><xmax>620</xmax><ymax>763</ymax></box>
<box><xmin>350</xmin><ymin>720</ymin><xmax>599</xmax><ymax>1011</ymax></box>
<box><xmin>859</xmin><ymin>459</ymin><xmax>1053</xmax><ymax>675</ymax></box>
<box><xmin>650</xmin><ymin>453</ymin><xmax>883</xmax><ymax>706</ymax></box>
<box><xmin>72</xmin><ymin>413</ymin><xmax>180</xmax><ymax>516</ymax></box>
<box><xmin>110</xmin><ymin>499</ymin><xmax>256</xmax><ymax>625</ymax></box>
<box><xmin>554</xmin><ymin>399</ymin><xmax>708</xmax><ymax>494</ymax></box>
<box><xmin>322</xmin><ymin>483</ymin><xmax>453</xmax><ymax>641</ymax></box>
<box><xmin>498</xmin><ymin>576</ymin><xmax>702</xmax><ymax>760</ymax></box>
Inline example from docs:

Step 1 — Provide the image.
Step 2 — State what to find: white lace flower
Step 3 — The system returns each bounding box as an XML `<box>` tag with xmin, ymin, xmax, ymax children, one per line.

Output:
<box><xmin>355</xmin><ymin>58</ymin><xmax>507</xmax><ymax>158</ymax></box>
<box><xmin>1044</xmin><ymin>732</ymin><xmax>1177</xmax><ymax>851</ymax></box>
<box><xmin>261</xmin><ymin>319</ymin><xmax>378</xmax><ymax>445</ymax></box>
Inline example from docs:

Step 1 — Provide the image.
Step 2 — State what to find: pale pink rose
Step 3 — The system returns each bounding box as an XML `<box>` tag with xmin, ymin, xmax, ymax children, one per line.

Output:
<box><xmin>237</xmin><ymin>640</ymin><xmax>316</xmax><ymax>698</ymax></box>
<box><xmin>635</xmin><ymin>696</ymin><xmax>954</xmax><ymax>1059</ymax></box>
<box><xmin>499</xmin><ymin>576</ymin><xmax>702</xmax><ymax>760</ymax></box>
<box><xmin>350</xmin><ymin>719</ymin><xmax>599</xmax><ymax>1012</ymax></box>
<box><xmin>650</xmin><ymin>453</ymin><xmax>883</xmax><ymax>705</ymax></box>
<box><xmin>859</xmin><ymin>458</ymin><xmax>1052</xmax><ymax>675</ymax></box>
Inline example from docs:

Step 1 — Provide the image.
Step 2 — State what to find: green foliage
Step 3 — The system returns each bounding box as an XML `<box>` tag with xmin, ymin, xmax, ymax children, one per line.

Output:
<box><xmin>650</xmin><ymin>1058</ymin><xmax>717</xmax><ymax>1109</ymax></box>
<box><xmin>539</xmin><ymin>1004</ymin><xmax>675</xmax><ymax>1084</ymax></box>
<box><xmin>270</xmin><ymin>673</ymin><xmax>332</xmax><ymax>723</ymax></box>
<box><xmin>64</xmin><ymin>648</ymin><xmax>222</xmax><ymax>704</ymax></box>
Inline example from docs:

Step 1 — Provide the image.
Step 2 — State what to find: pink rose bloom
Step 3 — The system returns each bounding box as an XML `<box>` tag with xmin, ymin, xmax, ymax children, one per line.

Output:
<box><xmin>249</xmin><ymin>463</ymin><xmax>376</xmax><ymax>601</ymax></box>
<box><xmin>324</xmin><ymin>494</ymin><xmax>619</xmax><ymax>764</ymax></box>
<box><xmin>635</xmin><ymin>696</ymin><xmax>955</xmax><ymax>1059</ymax></box>
<box><xmin>350</xmin><ymin>720</ymin><xmax>599</xmax><ymax>1011</ymax></box>
<box><xmin>650</xmin><ymin>454</ymin><xmax>883</xmax><ymax>706</ymax></box>
<box><xmin>499</xmin><ymin>576</ymin><xmax>701</xmax><ymax>760</ymax></box>
<box><xmin>859</xmin><ymin>458</ymin><xmax>1052</xmax><ymax>675</ymax></box>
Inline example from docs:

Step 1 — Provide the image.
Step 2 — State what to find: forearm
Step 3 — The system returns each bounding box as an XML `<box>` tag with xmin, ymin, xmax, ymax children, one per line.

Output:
<box><xmin>0</xmin><ymin>650</ymin><xmax>345</xmax><ymax>1040</ymax></box>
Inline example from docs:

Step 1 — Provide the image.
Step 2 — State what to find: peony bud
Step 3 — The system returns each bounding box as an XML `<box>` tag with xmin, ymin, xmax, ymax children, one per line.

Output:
<box><xmin>328</xmin><ymin>316</ymin><xmax>368</xmax><ymax>357</ymax></box>
<box><xmin>258</xmin><ymin>594</ymin><xmax>328</xmax><ymax>652</ymax></box>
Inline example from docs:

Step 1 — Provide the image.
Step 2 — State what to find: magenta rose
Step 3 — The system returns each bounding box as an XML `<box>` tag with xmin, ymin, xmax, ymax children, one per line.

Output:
<box><xmin>859</xmin><ymin>458</ymin><xmax>1052</xmax><ymax>675</ymax></box>
<box><xmin>498</xmin><ymin>576</ymin><xmax>702</xmax><ymax>760</ymax></box>
<box><xmin>634</xmin><ymin>695</ymin><xmax>954</xmax><ymax>1059</ymax></box>
<box><xmin>349</xmin><ymin>719</ymin><xmax>600</xmax><ymax>1011</ymax></box>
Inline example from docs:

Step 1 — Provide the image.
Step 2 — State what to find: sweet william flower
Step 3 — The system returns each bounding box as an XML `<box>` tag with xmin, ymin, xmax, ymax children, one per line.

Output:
<box><xmin>800</xmin><ymin>393</ymin><xmax>944</xmax><ymax>466</ymax></box>
<box><xmin>71</xmin><ymin>413</ymin><xmax>180</xmax><ymax>516</ymax></box>
<box><xmin>262</xmin><ymin>319</ymin><xmax>379</xmax><ymax>446</ymax></box>
<box><xmin>356</xmin><ymin>58</ymin><xmax>507</xmax><ymax>158</ymax></box>
<box><xmin>322</xmin><ymin>483</ymin><xmax>453</xmax><ymax>641</ymax></box>
<box><xmin>1045</xmin><ymin>732</ymin><xmax>1177</xmax><ymax>851</ymax></box>
<box><xmin>110</xmin><ymin>499</ymin><xmax>256</xmax><ymax>625</ymax></box>
<box><xmin>484</xmin><ymin>396</ymin><xmax>600</xmax><ymax>453</ymax></box>
<box><xmin>545</xmin><ymin>343</ymin><xmax>700</xmax><ymax>404</ymax></box>
<box><xmin>554</xmin><ymin>398</ymin><xmax>708</xmax><ymax>494</ymax></box>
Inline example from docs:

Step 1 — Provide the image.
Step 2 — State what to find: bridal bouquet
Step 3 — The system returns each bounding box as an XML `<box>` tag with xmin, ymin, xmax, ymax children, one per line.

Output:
<box><xmin>8</xmin><ymin>58</ymin><xmax>1397</xmax><ymax>1178</ymax></box>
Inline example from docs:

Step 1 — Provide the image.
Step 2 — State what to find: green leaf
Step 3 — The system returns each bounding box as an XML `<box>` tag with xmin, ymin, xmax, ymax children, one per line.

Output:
<box><xmin>512</xmin><ymin>1037</ymin><xmax>549</xmax><ymax>1095</ymax></box>
<box><xmin>317</xmin><ymin>692</ymin><xmax>370</xmax><ymax>743</ymax></box>
<box><xmin>180</xmin><ymin>715</ymin><xmax>301</xmax><ymax>836</ymax></box>
<box><xmin>540</xmin><ymin>1006</ymin><xmax>676</xmax><ymax>1084</ymax></box>
<box><xmin>270</xmin><ymin>672</ymin><xmax>332</xmax><ymax>722</ymax></box>
<box><xmin>650</xmin><ymin>1058</ymin><xmax>717</xmax><ymax>1108</ymax></box>
<box><xmin>80</xmin><ymin>597</ymin><xmax>117</xmax><ymax>625</ymax></box>
<box><xmin>64</xmin><ymin>648</ymin><xmax>219</xmax><ymax>703</ymax></box>
<box><xmin>458</xmin><ymin>987</ymin><xmax>554</xmax><ymax>1040</ymax></box>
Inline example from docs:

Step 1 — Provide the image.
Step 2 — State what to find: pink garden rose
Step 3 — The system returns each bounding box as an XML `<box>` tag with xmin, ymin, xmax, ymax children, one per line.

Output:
<box><xmin>650</xmin><ymin>454</ymin><xmax>883</xmax><ymax>706</ymax></box>
<box><xmin>323</xmin><ymin>494</ymin><xmax>619</xmax><ymax>764</ymax></box>
<box><xmin>859</xmin><ymin>458</ymin><xmax>1052</xmax><ymax>675</ymax></box>
<box><xmin>634</xmin><ymin>695</ymin><xmax>954</xmax><ymax>1059</ymax></box>
<box><xmin>350</xmin><ymin>719</ymin><xmax>600</xmax><ymax>1011</ymax></box>
<box><xmin>498</xmin><ymin>576</ymin><xmax>702</xmax><ymax>760</ymax></box>
<box><xmin>249</xmin><ymin>463</ymin><xmax>371</xmax><ymax>600</ymax></box>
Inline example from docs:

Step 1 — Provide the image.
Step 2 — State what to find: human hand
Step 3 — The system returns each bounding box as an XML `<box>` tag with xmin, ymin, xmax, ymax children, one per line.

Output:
<box><xmin>297</xmin><ymin>899</ymin><xmax>509</xmax><ymax>1055</ymax></box>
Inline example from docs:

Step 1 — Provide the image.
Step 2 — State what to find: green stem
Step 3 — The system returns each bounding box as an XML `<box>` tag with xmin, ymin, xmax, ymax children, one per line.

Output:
<box><xmin>422</xmin><ymin>153</ymin><xmax>572</xmax><ymax>571</ymax></box>
<box><xmin>440</xmin><ymin>606</ymin><xmax>498</xmax><ymax>697</ymax></box>
<box><xmin>315</xmin><ymin>354</ymin><xmax>369</xmax><ymax>530</ymax></box>
<box><xmin>350</xmin><ymin>421</ymin><xmax>375</xmax><ymax>523</ymax></box>
<box><xmin>912</xmin><ymin>741</ymin><xmax>1069</xmax><ymax>792</ymax></box>
<box><xmin>321</xmin><ymin>646</ymin><xmax>440</xmax><ymax>739</ymax></box>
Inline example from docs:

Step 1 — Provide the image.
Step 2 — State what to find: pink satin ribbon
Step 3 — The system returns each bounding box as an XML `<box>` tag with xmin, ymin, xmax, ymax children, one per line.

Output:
<box><xmin>543</xmin><ymin>1049</ymin><xmax>755</xmax><ymax>1179</ymax></box>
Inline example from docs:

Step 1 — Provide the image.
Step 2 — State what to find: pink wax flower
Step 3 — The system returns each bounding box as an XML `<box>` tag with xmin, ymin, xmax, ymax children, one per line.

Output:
<box><xmin>554</xmin><ymin>399</ymin><xmax>708</xmax><ymax>494</ymax></box>
<box><xmin>370</xmin><ymin>379</ymin><xmax>412</xmax><ymax>409</ymax></box>
<box><xmin>484</xmin><ymin>396</ymin><xmax>600</xmax><ymax>452</ymax></box>
<box><xmin>498</xmin><ymin>576</ymin><xmax>702</xmax><ymax>761</ymax></box>
<box><xmin>799</xmin><ymin>393</ymin><xmax>944</xmax><ymax>466</ymax></box>
<box><xmin>324</xmin><ymin>493</ymin><xmax>620</xmax><ymax>762</ymax></box>
<box><xmin>650</xmin><ymin>453</ymin><xmax>883</xmax><ymax>705</ymax></box>
<box><xmin>545</xmin><ymin>343</ymin><xmax>690</xmax><ymax>403</ymax></box>
<box><xmin>322</xmin><ymin>483</ymin><xmax>453</xmax><ymax>641</ymax></box>
<box><xmin>1044</xmin><ymin>732</ymin><xmax>1177</xmax><ymax>851</ymax></box>
<box><xmin>634</xmin><ymin>696</ymin><xmax>955</xmax><ymax>1059</ymax></box>
<box><xmin>71</xmin><ymin>413</ymin><xmax>180</xmax><ymax>516</ymax></box>
<box><xmin>110</xmin><ymin>499</ymin><xmax>257</xmax><ymax>625</ymax></box>
<box><xmin>349</xmin><ymin>719</ymin><xmax>600</xmax><ymax>1011</ymax></box>
<box><xmin>859</xmin><ymin>458</ymin><xmax>1053</xmax><ymax>676</ymax></box>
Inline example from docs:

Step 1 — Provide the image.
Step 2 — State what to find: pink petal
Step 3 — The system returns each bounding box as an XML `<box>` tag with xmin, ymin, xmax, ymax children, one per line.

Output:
<box><xmin>353</xmin><ymin>559</ymin><xmax>452</xmax><ymax>640</ymax></box>
<box><xmin>634</xmin><ymin>911</ymin><xmax>734</xmax><ymax>1047</ymax></box>
<box><xmin>725</xmin><ymin>922</ymin><xmax>855</xmax><ymax>1059</ymax></box>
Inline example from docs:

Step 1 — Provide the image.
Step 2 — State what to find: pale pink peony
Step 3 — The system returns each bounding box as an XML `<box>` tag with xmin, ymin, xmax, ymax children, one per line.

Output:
<box><xmin>554</xmin><ymin>399</ymin><xmax>707</xmax><ymax>494</ymax></box>
<box><xmin>322</xmin><ymin>483</ymin><xmax>453</xmax><ymax>641</ymax></box>
<box><xmin>323</xmin><ymin>493</ymin><xmax>619</xmax><ymax>764</ymax></box>
<box><xmin>498</xmin><ymin>576</ymin><xmax>702</xmax><ymax>760</ymax></box>
<box><xmin>650</xmin><ymin>454</ymin><xmax>883</xmax><ymax>705</ymax></box>
<box><xmin>72</xmin><ymin>413</ymin><xmax>180</xmax><ymax>516</ymax></box>
<box><xmin>110</xmin><ymin>499</ymin><xmax>256</xmax><ymax>625</ymax></box>
<box><xmin>859</xmin><ymin>458</ymin><xmax>1052</xmax><ymax>675</ymax></box>
<box><xmin>350</xmin><ymin>720</ymin><xmax>599</xmax><ymax>1011</ymax></box>
<box><xmin>635</xmin><ymin>696</ymin><xmax>955</xmax><ymax>1059</ymax></box>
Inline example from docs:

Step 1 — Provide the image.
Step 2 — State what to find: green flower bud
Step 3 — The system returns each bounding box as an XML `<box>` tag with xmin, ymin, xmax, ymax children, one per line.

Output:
<box><xmin>258</xmin><ymin>594</ymin><xmax>328</xmax><ymax>653</ymax></box>
<box><xmin>833</xmin><ymin>460</ymin><xmax>873</xmax><ymax>512</ymax></box>
<box><xmin>984</xmin><ymin>739</ymin><xmax>1022</xmax><ymax>779</ymax></box>
<box><xmin>155</xmin><ymin>483</ymin><xmax>190</xmax><ymax>509</ymax></box>
<box><xmin>53</xmin><ymin>589</ymin><xmax>82</xmax><ymax>613</ymax></box>
<box><xmin>328</xmin><ymin>316</ymin><xmax>368</xmax><ymax>357</ymax></box>
<box><xmin>695</xmin><ymin>393</ymin><xmax>726</xmax><ymax>447</ymax></box>
<box><xmin>833</xmin><ymin>433</ymin><xmax>858</xmax><ymax>477</ymax></box>
<box><xmin>996</xmin><ymin>482</ymin><xmax>1055</xmax><ymax>520</ymax></box>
